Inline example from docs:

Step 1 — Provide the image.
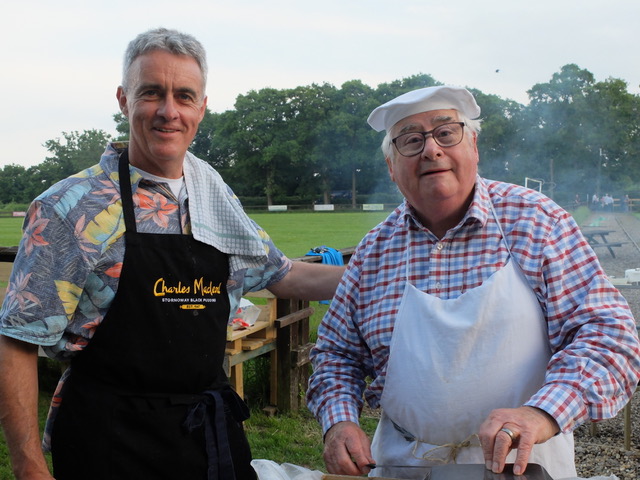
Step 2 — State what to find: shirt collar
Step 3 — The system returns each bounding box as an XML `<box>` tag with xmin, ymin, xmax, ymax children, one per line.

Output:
<box><xmin>398</xmin><ymin>175</ymin><xmax>492</xmax><ymax>233</ymax></box>
<box><xmin>100</xmin><ymin>142</ymin><xmax>144</xmax><ymax>189</ymax></box>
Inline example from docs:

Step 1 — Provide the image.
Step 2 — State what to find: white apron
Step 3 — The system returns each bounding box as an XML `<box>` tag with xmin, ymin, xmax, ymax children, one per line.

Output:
<box><xmin>370</xmin><ymin>214</ymin><xmax>576</xmax><ymax>480</ymax></box>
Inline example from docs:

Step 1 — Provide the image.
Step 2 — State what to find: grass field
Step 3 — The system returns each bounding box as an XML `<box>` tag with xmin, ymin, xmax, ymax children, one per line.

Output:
<box><xmin>246</xmin><ymin>211</ymin><xmax>389</xmax><ymax>257</ymax></box>
<box><xmin>0</xmin><ymin>217</ymin><xmax>22</xmax><ymax>248</ymax></box>
<box><xmin>0</xmin><ymin>211</ymin><xmax>388</xmax><ymax>256</ymax></box>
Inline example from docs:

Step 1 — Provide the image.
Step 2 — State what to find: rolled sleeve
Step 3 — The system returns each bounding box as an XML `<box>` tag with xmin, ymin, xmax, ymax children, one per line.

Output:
<box><xmin>526</xmin><ymin>217</ymin><xmax>640</xmax><ymax>432</ymax></box>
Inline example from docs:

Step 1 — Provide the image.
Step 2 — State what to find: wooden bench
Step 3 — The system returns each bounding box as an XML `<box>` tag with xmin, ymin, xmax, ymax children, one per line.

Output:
<box><xmin>580</xmin><ymin>229</ymin><xmax>625</xmax><ymax>258</ymax></box>
<box><xmin>590</xmin><ymin>242</ymin><xmax>625</xmax><ymax>258</ymax></box>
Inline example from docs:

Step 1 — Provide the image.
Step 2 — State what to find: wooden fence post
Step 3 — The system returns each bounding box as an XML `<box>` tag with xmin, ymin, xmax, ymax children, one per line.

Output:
<box><xmin>275</xmin><ymin>297</ymin><xmax>314</xmax><ymax>411</ymax></box>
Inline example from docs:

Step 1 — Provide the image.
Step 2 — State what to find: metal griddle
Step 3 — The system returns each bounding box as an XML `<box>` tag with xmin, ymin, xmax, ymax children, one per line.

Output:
<box><xmin>321</xmin><ymin>463</ymin><xmax>554</xmax><ymax>480</ymax></box>
<box><xmin>427</xmin><ymin>463</ymin><xmax>554</xmax><ymax>480</ymax></box>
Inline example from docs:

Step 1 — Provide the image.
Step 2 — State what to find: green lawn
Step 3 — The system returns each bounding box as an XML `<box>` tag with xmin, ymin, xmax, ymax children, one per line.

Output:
<box><xmin>0</xmin><ymin>210</ymin><xmax>388</xmax><ymax>255</ymax></box>
<box><xmin>0</xmin><ymin>210</ymin><xmax>388</xmax><ymax>292</ymax></box>
<box><xmin>247</xmin><ymin>211</ymin><xmax>389</xmax><ymax>257</ymax></box>
<box><xmin>0</xmin><ymin>217</ymin><xmax>22</xmax><ymax>248</ymax></box>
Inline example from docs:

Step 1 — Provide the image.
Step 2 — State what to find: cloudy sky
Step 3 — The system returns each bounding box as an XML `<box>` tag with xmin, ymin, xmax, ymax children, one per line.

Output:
<box><xmin>2</xmin><ymin>0</ymin><xmax>638</xmax><ymax>168</ymax></box>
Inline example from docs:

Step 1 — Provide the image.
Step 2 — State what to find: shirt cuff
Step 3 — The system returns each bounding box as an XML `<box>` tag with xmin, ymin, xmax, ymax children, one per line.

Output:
<box><xmin>320</xmin><ymin>400</ymin><xmax>362</xmax><ymax>435</ymax></box>
<box><xmin>525</xmin><ymin>383</ymin><xmax>586</xmax><ymax>433</ymax></box>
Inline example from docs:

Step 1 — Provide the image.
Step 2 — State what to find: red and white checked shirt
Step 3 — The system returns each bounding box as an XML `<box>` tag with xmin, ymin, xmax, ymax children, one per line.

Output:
<box><xmin>307</xmin><ymin>176</ymin><xmax>640</xmax><ymax>435</ymax></box>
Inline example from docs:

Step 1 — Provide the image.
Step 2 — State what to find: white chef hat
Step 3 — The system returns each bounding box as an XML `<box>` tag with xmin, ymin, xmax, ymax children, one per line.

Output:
<box><xmin>367</xmin><ymin>85</ymin><xmax>481</xmax><ymax>132</ymax></box>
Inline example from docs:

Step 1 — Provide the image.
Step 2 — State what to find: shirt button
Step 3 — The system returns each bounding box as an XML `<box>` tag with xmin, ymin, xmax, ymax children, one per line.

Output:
<box><xmin>436</xmin><ymin>242</ymin><xmax>444</xmax><ymax>251</ymax></box>
<box><xmin>435</xmin><ymin>282</ymin><xmax>442</xmax><ymax>291</ymax></box>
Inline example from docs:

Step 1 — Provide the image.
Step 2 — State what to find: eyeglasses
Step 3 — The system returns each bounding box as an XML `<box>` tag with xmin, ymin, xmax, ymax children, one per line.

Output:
<box><xmin>391</xmin><ymin>122</ymin><xmax>465</xmax><ymax>157</ymax></box>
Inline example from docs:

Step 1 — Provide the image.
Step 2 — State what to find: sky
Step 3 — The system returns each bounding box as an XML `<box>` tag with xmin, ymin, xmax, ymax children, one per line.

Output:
<box><xmin>1</xmin><ymin>0</ymin><xmax>638</xmax><ymax>168</ymax></box>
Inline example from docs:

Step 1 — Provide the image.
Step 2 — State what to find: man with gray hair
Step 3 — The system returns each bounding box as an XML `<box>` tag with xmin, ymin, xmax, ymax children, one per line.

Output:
<box><xmin>0</xmin><ymin>28</ymin><xmax>343</xmax><ymax>479</ymax></box>
<box><xmin>307</xmin><ymin>85</ymin><xmax>640</xmax><ymax>479</ymax></box>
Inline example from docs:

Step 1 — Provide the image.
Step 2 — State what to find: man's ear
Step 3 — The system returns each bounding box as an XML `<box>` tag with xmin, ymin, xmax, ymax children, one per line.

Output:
<box><xmin>471</xmin><ymin>131</ymin><xmax>479</xmax><ymax>165</ymax></box>
<box><xmin>385</xmin><ymin>156</ymin><xmax>396</xmax><ymax>183</ymax></box>
<box><xmin>116</xmin><ymin>86</ymin><xmax>129</xmax><ymax>116</ymax></box>
<box><xmin>199</xmin><ymin>95</ymin><xmax>208</xmax><ymax>122</ymax></box>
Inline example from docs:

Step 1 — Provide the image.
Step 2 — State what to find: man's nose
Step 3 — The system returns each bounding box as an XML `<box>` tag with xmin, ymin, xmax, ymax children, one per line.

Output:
<box><xmin>157</xmin><ymin>97</ymin><xmax>179</xmax><ymax>119</ymax></box>
<box><xmin>421</xmin><ymin>135</ymin><xmax>442</xmax><ymax>158</ymax></box>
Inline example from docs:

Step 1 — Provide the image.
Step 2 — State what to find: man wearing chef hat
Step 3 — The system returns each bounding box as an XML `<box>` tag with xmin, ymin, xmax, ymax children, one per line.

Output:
<box><xmin>307</xmin><ymin>85</ymin><xmax>640</xmax><ymax>479</ymax></box>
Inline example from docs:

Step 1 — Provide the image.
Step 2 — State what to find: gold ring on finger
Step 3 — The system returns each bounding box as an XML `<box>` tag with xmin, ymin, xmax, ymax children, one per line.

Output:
<box><xmin>499</xmin><ymin>427</ymin><xmax>516</xmax><ymax>443</ymax></box>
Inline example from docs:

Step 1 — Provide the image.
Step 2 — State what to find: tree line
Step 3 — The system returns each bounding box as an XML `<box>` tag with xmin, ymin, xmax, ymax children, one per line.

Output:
<box><xmin>1</xmin><ymin>64</ymin><xmax>639</xmax><ymax>209</ymax></box>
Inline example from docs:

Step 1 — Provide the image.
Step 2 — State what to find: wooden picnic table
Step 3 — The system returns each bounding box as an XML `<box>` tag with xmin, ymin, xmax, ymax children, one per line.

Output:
<box><xmin>580</xmin><ymin>228</ymin><xmax>623</xmax><ymax>258</ymax></box>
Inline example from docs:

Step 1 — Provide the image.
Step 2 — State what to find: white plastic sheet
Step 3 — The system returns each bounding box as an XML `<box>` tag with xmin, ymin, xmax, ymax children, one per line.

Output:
<box><xmin>252</xmin><ymin>460</ymin><xmax>324</xmax><ymax>480</ymax></box>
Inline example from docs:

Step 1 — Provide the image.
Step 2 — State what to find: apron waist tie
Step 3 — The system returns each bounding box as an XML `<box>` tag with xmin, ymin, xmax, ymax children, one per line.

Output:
<box><xmin>183</xmin><ymin>388</ymin><xmax>249</xmax><ymax>480</ymax></box>
<box><xmin>391</xmin><ymin>418</ymin><xmax>480</xmax><ymax>464</ymax></box>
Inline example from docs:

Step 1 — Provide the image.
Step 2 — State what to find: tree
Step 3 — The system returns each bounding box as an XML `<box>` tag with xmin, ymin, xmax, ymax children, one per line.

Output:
<box><xmin>470</xmin><ymin>90</ymin><xmax>524</xmax><ymax>184</ymax></box>
<box><xmin>309</xmin><ymin>80</ymin><xmax>382</xmax><ymax>205</ymax></box>
<box><xmin>284</xmin><ymin>83</ymin><xmax>339</xmax><ymax>202</ymax></box>
<box><xmin>190</xmin><ymin>109</ymin><xmax>240</xmax><ymax>178</ymax></box>
<box><xmin>228</xmin><ymin>88</ymin><xmax>303</xmax><ymax>204</ymax></box>
<box><xmin>42</xmin><ymin>129</ymin><xmax>113</xmax><ymax>182</ymax></box>
<box><xmin>522</xmin><ymin>64</ymin><xmax>640</xmax><ymax>202</ymax></box>
<box><xmin>0</xmin><ymin>164</ymin><xmax>29</xmax><ymax>204</ymax></box>
<box><xmin>374</xmin><ymin>73</ymin><xmax>440</xmax><ymax>105</ymax></box>
<box><xmin>113</xmin><ymin>112</ymin><xmax>129</xmax><ymax>141</ymax></box>
<box><xmin>587</xmin><ymin>77</ymin><xmax>640</xmax><ymax>192</ymax></box>
<box><xmin>522</xmin><ymin>64</ymin><xmax>598</xmax><ymax>200</ymax></box>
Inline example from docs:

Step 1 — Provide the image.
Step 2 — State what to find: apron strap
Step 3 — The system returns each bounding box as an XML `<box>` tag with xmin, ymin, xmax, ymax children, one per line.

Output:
<box><xmin>183</xmin><ymin>388</ymin><xmax>249</xmax><ymax>480</ymax></box>
<box><xmin>117</xmin><ymin>149</ymin><xmax>137</xmax><ymax>234</ymax></box>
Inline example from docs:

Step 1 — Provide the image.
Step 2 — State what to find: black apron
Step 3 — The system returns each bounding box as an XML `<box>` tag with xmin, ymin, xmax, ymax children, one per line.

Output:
<box><xmin>51</xmin><ymin>151</ymin><xmax>256</xmax><ymax>480</ymax></box>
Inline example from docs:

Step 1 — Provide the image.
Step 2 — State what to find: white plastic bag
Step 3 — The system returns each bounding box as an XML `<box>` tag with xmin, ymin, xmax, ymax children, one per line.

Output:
<box><xmin>251</xmin><ymin>459</ymin><xmax>324</xmax><ymax>480</ymax></box>
<box><xmin>232</xmin><ymin>298</ymin><xmax>262</xmax><ymax>330</ymax></box>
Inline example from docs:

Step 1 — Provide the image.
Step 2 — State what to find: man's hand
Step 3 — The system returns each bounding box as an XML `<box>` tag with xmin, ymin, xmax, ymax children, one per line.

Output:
<box><xmin>323</xmin><ymin>421</ymin><xmax>374</xmax><ymax>476</ymax></box>
<box><xmin>478</xmin><ymin>406</ymin><xmax>560</xmax><ymax>475</ymax></box>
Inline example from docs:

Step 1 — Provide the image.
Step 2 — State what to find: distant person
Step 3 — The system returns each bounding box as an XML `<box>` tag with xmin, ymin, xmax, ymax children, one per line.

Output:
<box><xmin>307</xmin><ymin>85</ymin><xmax>640</xmax><ymax>479</ymax></box>
<box><xmin>573</xmin><ymin>194</ymin><xmax>581</xmax><ymax>208</ymax></box>
<box><xmin>591</xmin><ymin>193</ymin><xmax>599</xmax><ymax>210</ymax></box>
<box><xmin>0</xmin><ymin>28</ymin><xmax>344</xmax><ymax>480</ymax></box>
<box><xmin>602</xmin><ymin>193</ymin><xmax>614</xmax><ymax>211</ymax></box>
<box><xmin>623</xmin><ymin>194</ymin><xmax>631</xmax><ymax>212</ymax></box>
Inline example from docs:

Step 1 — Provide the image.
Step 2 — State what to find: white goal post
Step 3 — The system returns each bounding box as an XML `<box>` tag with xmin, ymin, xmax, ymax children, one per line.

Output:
<box><xmin>525</xmin><ymin>177</ymin><xmax>544</xmax><ymax>192</ymax></box>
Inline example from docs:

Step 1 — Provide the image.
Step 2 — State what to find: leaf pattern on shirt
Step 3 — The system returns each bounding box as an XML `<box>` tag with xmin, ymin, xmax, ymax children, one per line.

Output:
<box><xmin>53</xmin><ymin>183</ymin><xmax>94</xmax><ymax>218</ymax></box>
<box><xmin>136</xmin><ymin>189</ymin><xmax>179</xmax><ymax>228</ymax></box>
<box><xmin>105</xmin><ymin>262</ymin><xmax>123</xmax><ymax>278</ymax></box>
<box><xmin>79</xmin><ymin>317</ymin><xmax>103</xmax><ymax>341</ymax></box>
<box><xmin>73</xmin><ymin>214</ymin><xmax>99</xmax><ymax>255</ymax></box>
<box><xmin>94</xmin><ymin>179</ymin><xmax>121</xmax><ymax>205</ymax></box>
<box><xmin>4</xmin><ymin>271</ymin><xmax>41</xmax><ymax>312</ymax></box>
<box><xmin>83</xmin><ymin>204</ymin><xmax>125</xmax><ymax>251</ymax></box>
<box><xmin>66</xmin><ymin>334</ymin><xmax>90</xmax><ymax>351</ymax></box>
<box><xmin>23</xmin><ymin>203</ymin><xmax>50</xmax><ymax>256</ymax></box>
<box><xmin>55</xmin><ymin>280</ymin><xmax>83</xmax><ymax>321</ymax></box>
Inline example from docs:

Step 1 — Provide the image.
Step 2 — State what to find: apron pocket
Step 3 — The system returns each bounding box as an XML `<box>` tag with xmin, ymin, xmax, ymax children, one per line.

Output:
<box><xmin>110</xmin><ymin>397</ymin><xmax>208</xmax><ymax>479</ymax></box>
